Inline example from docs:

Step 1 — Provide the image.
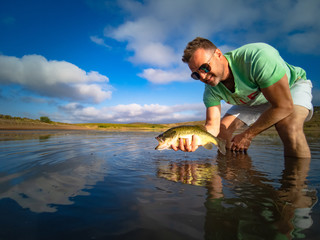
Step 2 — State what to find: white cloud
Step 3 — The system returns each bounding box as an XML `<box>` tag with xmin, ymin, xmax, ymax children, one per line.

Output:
<box><xmin>90</xmin><ymin>36</ymin><xmax>111</xmax><ymax>49</ymax></box>
<box><xmin>127</xmin><ymin>42</ymin><xmax>178</xmax><ymax>67</ymax></box>
<box><xmin>105</xmin><ymin>17</ymin><xmax>178</xmax><ymax>67</ymax></box>
<box><xmin>105</xmin><ymin>0</ymin><xmax>260</xmax><ymax>68</ymax></box>
<box><xmin>254</xmin><ymin>0</ymin><xmax>320</xmax><ymax>54</ymax></box>
<box><xmin>59</xmin><ymin>102</ymin><xmax>206</xmax><ymax>123</ymax></box>
<box><xmin>104</xmin><ymin>0</ymin><xmax>320</xmax><ymax>84</ymax></box>
<box><xmin>0</xmin><ymin>54</ymin><xmax>112</xmax><ymax>103</ymax></box>
<box><xmin>57</xmin><ymin>101</ymin><xmax>233</xmax><ymax>124</ymax></box>
<box><xmin>138</xmin><ymin>68</ymin><xmax>190</xmax><ymax>84</ymax></box>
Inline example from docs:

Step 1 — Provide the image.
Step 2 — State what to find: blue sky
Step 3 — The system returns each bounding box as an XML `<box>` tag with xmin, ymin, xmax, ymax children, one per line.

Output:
<box><xmin>0</xmin><ymin>0</ymin><xmax>319</xmax><ymax>123</ymax></box>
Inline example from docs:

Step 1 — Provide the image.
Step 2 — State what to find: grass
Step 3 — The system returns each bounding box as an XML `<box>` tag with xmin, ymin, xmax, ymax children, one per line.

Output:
<box><xmin>76</xmin><ymin>122</ymin><xmax>168</xmax><ymax>131</ymax></box>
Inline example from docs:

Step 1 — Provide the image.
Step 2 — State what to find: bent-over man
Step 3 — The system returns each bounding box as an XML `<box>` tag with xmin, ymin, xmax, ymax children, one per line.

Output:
<box><xmin>173</xmin><ymin>37</ymin><xmax>313</xmax><ymax>158</ymax></box>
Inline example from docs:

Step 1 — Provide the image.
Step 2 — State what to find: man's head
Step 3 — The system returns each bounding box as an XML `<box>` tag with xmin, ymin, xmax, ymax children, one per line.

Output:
<box><xmin>182</xmin><ymin>37</ymin><xmax>229</xmax><ymax>86</ymax></box>
<box><xmin>182</xmin><ymin>37</ymin><xmax>217</xmax><ymax>63</ymax></box>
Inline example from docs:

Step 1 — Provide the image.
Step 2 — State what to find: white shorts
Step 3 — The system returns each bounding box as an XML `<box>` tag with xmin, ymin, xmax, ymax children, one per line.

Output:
<box><xmin>226</xmin><ymin>79</ymin><xmax>313</xmax><ymax>126</ymax></box>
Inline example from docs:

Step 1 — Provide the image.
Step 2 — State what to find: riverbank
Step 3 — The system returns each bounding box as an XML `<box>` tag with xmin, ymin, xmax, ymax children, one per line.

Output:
<box><xmin>0</xmin><ymin>116</ymin><xmax>204</xmax><ymax>132</ymax></box>
<box><xmin>1</xmin><ymin>106</ymin><xmax>319</xmax><ymax>134</ymax></box>
<box><xmin>0</xmin><ymin>118</ymin><xmax>88</xmax><ymax>131</ymax></box>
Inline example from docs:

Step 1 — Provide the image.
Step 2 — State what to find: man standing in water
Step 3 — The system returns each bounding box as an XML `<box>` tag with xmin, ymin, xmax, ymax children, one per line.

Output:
<box><xmin>173</xmin><ymin>37</ymin><xmax>313</xmax><ymax>158</ymax></box>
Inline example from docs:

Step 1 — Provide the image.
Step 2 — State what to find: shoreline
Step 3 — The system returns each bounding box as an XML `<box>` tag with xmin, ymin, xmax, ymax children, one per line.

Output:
<box><xmin>0</xmin><ymin>120</ymin><xmax>166</xmax><ymax>132</ymax></box>
<box><xmin>0</xmin><ymin>121</ymin><xmax>90</xmax><ymax>131</ymax></box>
<box><xmin>1</xmin><ymin>116</ymin><xmax>319</xmax><ymax>136</ymax></box>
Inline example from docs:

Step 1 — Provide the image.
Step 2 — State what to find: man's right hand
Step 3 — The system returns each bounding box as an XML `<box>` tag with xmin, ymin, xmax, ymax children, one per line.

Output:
<box><xmin>171</xmin><ymin>135</ymin><xmax>200</xmax><ymax>152</ymax></box>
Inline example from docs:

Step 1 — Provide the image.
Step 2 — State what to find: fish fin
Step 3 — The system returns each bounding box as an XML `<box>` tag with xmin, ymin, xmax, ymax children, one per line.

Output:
<box><xmin>203</xmin><ymin>143</ymin><xmax>213</xmax><ymax>150</ymax></box>
<box><xmin>217</xmin><ymin>138</ymin><xmax>226</xmax><ymax>155</ymax></box>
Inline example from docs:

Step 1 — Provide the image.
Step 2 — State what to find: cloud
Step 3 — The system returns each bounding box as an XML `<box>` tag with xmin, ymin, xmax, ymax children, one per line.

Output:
<box><xmin>105</xmin><ymin>17</ymin><xmax>178</xmax><ymax>67</ymax></box>
<box><xmin>127</xmin><ymin>42</ymin><xmax>178</xmax><ymax>67</ymax></box>
<box><xmin>105</xmin><ymin>0</ymin><xmax>259</xmax><ymax>67</ymax></box>
<box><xmin>0</xmin><ymin>54</ymin><xmax>112</xmax><ymax>103</ymax></box>
<box><xmin>58</xmin><ymin>102</ymin><xmax>207</xmax><ymax>123</ymax></box>
<box><xmin>138</xmin><ymin>68</ymin><xmax>190</xmax><ymax>84</ymax></box>
<box><xmin>57</xmin><ymin>101</ymin><xmax>233</xmax><ymax>124</ymax></box>
<box><xmin>20</xmin><ymin>96</ymin><xmax>56</xmax><ymax>105</ymax></box>
<box><xmin>250</xmin><ymin>0</ymin><xmax>320</xmax><ymax>54</ymax></box>
<box><xmin>90</xmin><ymin>36</ymin><xmax>111</xmax><ymax>49</ymax></box>
<box><xmin>104</xmin><ymin>0</ymin><xmax>320</xmax><ymax>84</ymax></box>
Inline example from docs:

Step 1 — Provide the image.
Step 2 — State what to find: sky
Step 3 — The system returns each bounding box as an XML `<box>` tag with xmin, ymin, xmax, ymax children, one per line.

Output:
<box><xmin>0</xmin><ymin>0</ymin><xmax>319</xmax><ymax>124</ymax></box>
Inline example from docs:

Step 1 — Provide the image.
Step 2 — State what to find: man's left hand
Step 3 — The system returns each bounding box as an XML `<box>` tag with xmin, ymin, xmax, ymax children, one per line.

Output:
<box><xmin>230</xmin><ymin>132</ymin><xmax>253</xmax><ymax>152</ymax></box>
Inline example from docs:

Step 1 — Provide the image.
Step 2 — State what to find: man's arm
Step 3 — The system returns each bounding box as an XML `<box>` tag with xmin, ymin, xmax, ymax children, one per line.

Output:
<box><xmin>231</xmin><ymin>74</ymin><xmax>293</xmax><ymax>151</ymax></box>
<box><xmin>205</xmin><ymin>104</ymin><xmax>221</xmax><ymax>136</ymax></box>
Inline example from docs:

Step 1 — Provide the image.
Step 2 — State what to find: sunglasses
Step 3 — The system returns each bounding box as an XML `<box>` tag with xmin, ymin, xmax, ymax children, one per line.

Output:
<box><xmin>191</xmin><ymin>51</ymin><xmax>215</xmax><ymax>80</ymax></box>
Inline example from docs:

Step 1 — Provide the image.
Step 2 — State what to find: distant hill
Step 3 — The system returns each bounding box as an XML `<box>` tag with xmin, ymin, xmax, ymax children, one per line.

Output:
<box><xmin>0</xmin><ymin>114</ymin><xmax>87</xmax><ymax>130</ymax></box>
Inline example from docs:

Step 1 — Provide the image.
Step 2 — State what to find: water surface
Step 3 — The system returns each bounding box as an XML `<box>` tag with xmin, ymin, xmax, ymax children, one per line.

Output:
<box><xmin>0</xmin><ymin>130</ymin><xmax>319</xmax><ymax>239</ymax></box>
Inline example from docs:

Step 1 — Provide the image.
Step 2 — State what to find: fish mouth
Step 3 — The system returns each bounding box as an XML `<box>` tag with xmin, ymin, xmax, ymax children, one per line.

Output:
<box><xmin>155</xmin><ymin>145</ymin><xmax>165</xmax><ymax>150</ymax></box>
<box><xmin>155</xmin><ymin>144</ymin><xmax>162</xmax><ymax>150</ymax></box>
<box><xmin>155</xmin><ymin>137</ymin><xmax>164</xmax><ymax>150</ymax></box>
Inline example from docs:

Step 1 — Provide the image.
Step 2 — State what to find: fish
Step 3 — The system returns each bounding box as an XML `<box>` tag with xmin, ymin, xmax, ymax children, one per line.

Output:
<box><xmin>155</xmin><ymin>125</ymin><xmax>226</xmax><ymax>154</ymax></box>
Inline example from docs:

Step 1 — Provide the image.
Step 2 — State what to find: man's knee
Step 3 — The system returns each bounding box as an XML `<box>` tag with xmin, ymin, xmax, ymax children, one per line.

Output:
<box><xmin>275</xmin><ymin>115</ymin><xmax>310</xmax><ymax>158</ymax></box>
<box><xmin>276</xmin><ymin>118</ymin><xmax>304</xmax><ymax>143</ymax></box>
<box><xmin>218</xmin><ymin>123</ymin><xmax>233</xmax><ymax>139</ymax></box>
<box><xmin>275</xmin><ymin>106</ymin><xmax>309</xmax><ymax>138</ymax></box>
<box><xmin>218</xmin><ymin>115</ymin><xmax>245</xmax><ymax>147</ymax></box>
<box><xmin>275</xmin><ymin>119</ymin><xmax>299</xmax><ymax>135</ymax></box>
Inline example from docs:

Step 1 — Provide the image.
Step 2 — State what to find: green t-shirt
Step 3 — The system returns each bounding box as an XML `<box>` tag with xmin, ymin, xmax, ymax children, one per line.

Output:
<box><xmin>203</xmin><ymin>43</ymin><xmax>307</xmax><ymax>107</ymax></box>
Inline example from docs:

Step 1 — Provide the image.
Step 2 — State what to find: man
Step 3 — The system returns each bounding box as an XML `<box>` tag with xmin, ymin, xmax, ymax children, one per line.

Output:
<box><xmin>173</xmin><ymin>37</ymin><xmax>313</xmax><ymax>158</ymax></box>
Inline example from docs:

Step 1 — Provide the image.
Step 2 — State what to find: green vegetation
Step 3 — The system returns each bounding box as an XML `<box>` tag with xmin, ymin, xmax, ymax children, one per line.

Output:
<box><xmin>0</xmin><ymin>114</ymin><xmax>70</xmax><ymax>128</ymax></box>
<box><xmin>0</xmin><ymin>114</ymin><xmax>36</xmax><ymax>121</ymax></box>
<box><xmin>0</xmin><ymin>114</ymin><xmax>40</xmax><ymax>122</ymax></box>
<box><xmin>304</xmin><ymin>106</ymin><xmax>320</xmax><ymax>129</ymax></box>
<box><xmin>40</xmin><ymin>116</ymin><xmax>52</xmax><ymax>123</ymax></box>
<box><xmin>77</xmin><ymin>122</ymin><xmax>168</xmax><ymax>131</ymax></box>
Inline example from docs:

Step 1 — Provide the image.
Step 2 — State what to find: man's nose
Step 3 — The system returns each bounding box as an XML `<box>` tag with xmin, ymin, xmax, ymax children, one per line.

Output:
<box><xmin>199</xmin><ymin>71</ymin><xmax>207</xmax><ymax>81</ymax></box>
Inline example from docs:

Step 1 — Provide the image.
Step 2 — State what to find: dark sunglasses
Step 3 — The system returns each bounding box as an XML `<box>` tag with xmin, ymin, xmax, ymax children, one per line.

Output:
<box><xmin>191</xmin><ymin>63</ymin><xmax>211</xmax><ymax>80</ymax></box>
<box><xmin>191</xmin><ymin>51</ymin><xmax>215</xmax><ymax>80</ymax></box>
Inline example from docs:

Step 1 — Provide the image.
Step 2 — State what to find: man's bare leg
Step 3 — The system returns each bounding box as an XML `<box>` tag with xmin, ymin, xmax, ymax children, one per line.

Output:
<box><xmin>275</xmin><ymin>105</ymin><xmax>311</xmax><ymax>158</ymax></box>
<box><xmin>218</xmin><ymin>114</ymin><xmax>245</xmax><ymax>149</ymax></box>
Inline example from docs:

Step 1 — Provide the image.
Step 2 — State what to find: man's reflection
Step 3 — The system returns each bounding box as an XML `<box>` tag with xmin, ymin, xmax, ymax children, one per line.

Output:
<box><xmin>276</xmin><ymin>157</ymin><xmax>316</xmax><ymax>239</ymax></box>
<box><xmin>156</xmin><ymin>152</ymin><xmax>317</xmax><ymax>239</ymax></box>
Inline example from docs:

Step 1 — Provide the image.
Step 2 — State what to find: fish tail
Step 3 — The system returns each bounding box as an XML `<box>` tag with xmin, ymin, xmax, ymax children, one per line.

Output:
<box><xmin>217</xmin><ymin>138</ymin><xmax>226</xmax><ymax>155</ymax></box>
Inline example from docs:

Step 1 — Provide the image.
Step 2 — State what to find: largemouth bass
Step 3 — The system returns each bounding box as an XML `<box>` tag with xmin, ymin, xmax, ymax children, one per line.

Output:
<box><xmin>155</xmin><ymin>125</ymin><xmax>226</xmax><ymax>154</ymax></box>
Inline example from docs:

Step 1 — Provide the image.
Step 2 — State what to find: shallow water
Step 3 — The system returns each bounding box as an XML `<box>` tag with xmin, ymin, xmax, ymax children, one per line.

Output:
<box><xmin>0</xmin><ymin>130</ymin><xmax>319</xmax><ymax>240</ymax></box>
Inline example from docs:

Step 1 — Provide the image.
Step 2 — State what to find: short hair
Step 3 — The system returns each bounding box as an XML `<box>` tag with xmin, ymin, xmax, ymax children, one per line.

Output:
<box><xmin>182</xmin><ymin>37</ymin><xmax>217</xmax><ymax>63</ymax></box>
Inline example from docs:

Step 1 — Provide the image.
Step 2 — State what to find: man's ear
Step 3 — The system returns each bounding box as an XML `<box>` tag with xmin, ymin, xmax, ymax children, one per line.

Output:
<box><xmin>215</xmin><ymin>48</ymin><xmax>223</xmax><ymax>58</ymax></box>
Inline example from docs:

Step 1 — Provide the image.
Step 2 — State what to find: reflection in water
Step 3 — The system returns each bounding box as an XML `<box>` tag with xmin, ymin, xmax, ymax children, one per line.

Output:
<box><xmin>277</xmin><ymin>157</ymin><xmax>317</xmax><ymax>239</ymax></box>
<box><xmin>157</xmin><ymin>161</ymin><xmax>218</xmax><ymax>187</ymax></box>
<box><xmin>38</xmin><ymin>134</ymin><xmax>51</xmax><ymax>141</ymax></box>
<box><xmin>0</xmin><ymin>130</ymin><xmax>63</xmax><ymax>141</ymax></box>
<box><xmin>0</xmin><ymin>132</ymin><xmax>108</xmax><ymax>213</ymax></box>
<box><xmin>157</xmin><ymin>152</ymin><xmax>317</xmax><ymax>239</ymax></box>
<box><xmin>0</xmin><ymin>156</ymin><xmax>106</xmax><ymax>213</ymax></box>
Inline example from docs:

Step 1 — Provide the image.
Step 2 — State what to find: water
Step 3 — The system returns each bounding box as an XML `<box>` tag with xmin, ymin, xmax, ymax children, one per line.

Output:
<box><xmin>0</xmin><ymin>130</ymin><xmax>319</xmax><ymax>240</ymax></box>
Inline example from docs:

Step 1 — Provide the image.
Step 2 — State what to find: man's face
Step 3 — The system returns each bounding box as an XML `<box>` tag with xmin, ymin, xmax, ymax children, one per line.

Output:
<box><xmin>188</xmin><ymin>48</ymin><xmax>223</xmax><ymax>87</ymax></box>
